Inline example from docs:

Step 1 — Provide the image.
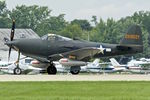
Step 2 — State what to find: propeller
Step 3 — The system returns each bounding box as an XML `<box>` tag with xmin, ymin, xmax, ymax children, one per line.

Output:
<box><xmin>10</xmin><ymin>20</ymin><xmax>15</xmax><ymax>41</ymax></box>
<box><xmin>8</xmin><ymin>20</ymin><xmax>22</xmax><ymax>74</ymax></box>
<box><xmin>8</xmin><ymin>20</ymin><xmax>15</xmax><ymax>62</ymax></box>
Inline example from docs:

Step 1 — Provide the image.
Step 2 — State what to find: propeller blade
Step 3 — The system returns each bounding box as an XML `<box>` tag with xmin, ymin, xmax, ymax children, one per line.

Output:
<box><xmin>10</xmin><ymin>20</ymin><xmax>15</xmax><ymax>41</ymax></box>
<box><xmin>8</xmin><ymin>47</ymin><xmax>11</xmax><ymax>62</ymax></box>
<box><xmin>8</xmin><ymin>20</ymin><xmax>15</xmax><ymax>62</ymax></box>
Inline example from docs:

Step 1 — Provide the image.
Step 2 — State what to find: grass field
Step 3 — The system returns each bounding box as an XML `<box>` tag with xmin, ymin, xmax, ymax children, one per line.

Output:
<box><xmin>0</xmin><ymin>81</ymin><xmax>150</xmax><ymax>100</ymax></box>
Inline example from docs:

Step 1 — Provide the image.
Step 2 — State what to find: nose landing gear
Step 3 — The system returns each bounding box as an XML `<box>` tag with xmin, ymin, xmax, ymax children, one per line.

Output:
<box><xmin>13</xmin><ymin>62</ymin><xmax>22</xmax><ymax>75</ymax></box>
<box><xmin>14</xmin><ymin>67</ymin><xmax>22</xmax><ymax>75</ymax></box>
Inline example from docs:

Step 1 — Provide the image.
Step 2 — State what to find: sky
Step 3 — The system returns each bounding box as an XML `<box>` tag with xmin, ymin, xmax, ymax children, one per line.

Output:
<box><xmin>5</xmin><ymin>0</ymin><xmax>150</xmax><ymax>21</ymax></box>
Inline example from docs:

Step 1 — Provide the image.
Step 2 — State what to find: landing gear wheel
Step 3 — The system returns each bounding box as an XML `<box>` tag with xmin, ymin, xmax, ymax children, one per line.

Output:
<box><xmin>70</xmin><ymin>70</ymin><xmax>80</xmax><ymax>75</ymax></box>
<box><xmin>47</xmin><ymin>64</ymin><xmax>57</xmax><ymax>75</ymax></box>
<box><xmin>14</xmin><ymin>67</ymin><xmax>22</xmax><ymax>75</ymax></box>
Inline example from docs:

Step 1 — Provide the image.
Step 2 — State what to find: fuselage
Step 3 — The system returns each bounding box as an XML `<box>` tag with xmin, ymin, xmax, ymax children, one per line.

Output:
<box><xmin>6</xmin><ymin>34</ymin><xmax>143</xmax><ymax>61</ymax></box>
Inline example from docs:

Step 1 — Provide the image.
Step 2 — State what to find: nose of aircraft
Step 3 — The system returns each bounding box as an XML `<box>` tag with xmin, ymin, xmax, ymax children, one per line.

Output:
<box><xmin>5</xmin><ymin>40</ymin><xmax>19</xmax><ymax>48</ymax></box>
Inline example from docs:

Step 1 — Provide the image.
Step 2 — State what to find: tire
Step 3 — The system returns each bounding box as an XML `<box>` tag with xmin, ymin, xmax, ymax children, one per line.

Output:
<box><xmin>70</xmin><ymin>70</ymin><xmax>80</xmax><ymax>75</ymax></box>
<box><xmin>47</xmin><ymin>65</ymin><xmax>57</xmax><ymax>75</ymax></box>
<box><xmin>14</xmin><ymin>67</ymin><xmax>22</xmax><ymax>75</ymax></box>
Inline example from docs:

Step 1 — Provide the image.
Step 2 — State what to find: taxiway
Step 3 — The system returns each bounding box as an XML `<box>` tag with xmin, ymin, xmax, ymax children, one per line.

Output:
<box><xmin>0</xmin><ymin>75</ymin><xmax>150</xmax><ymax>81</ymax></box>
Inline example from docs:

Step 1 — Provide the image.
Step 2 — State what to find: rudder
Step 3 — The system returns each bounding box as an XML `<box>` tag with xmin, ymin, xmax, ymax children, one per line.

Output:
<box><xmin>120</xmin><ymin>25</ymin><xmax>143</xmax><ymax>45</ymax></box>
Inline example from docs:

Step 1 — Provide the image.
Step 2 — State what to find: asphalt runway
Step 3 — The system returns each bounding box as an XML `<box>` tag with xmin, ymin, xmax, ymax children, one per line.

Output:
<box><xmin>0</xmin><ymin>75</ymin><xmax>150</xmax><ymax>81</ymax></box>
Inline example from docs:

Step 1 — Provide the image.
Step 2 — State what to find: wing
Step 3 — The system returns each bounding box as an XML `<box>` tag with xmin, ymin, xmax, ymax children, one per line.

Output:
<box><xmin>49</xmin><ymin>47</ymin><xmax>102</xmax><ymax>61</ymax></box>
<box><xmin>24</xmin><ymin>47</ymin><xmax>102</xmax><ymax>62</ymax></box>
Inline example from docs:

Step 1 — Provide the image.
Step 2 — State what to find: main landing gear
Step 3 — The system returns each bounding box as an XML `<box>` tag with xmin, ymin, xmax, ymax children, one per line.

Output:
<box><xmin>70</xmin><ymin>70</ymin><xmax>80</xmax><ymax>75</ymax></box>
<box><xmin>47</xmin><ymin>63</ymin><xmax>57</xmax><ymax>75</ymax></box>
<box><xmin>13</xmin><ymin>64</ymin><xmax>22</xmax><ymax>75</ymax></box>
<box><xmin>70</xmin><ymin>66</ymin><xmax>80</xmax><ymax>75</ymax></box>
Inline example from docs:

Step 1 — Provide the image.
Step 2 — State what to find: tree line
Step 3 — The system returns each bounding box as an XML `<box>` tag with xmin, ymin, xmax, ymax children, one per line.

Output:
<box><xmin>0</xmin><ymin>1</ymin><xmax>150</xmax><ymax>58</ymax></box>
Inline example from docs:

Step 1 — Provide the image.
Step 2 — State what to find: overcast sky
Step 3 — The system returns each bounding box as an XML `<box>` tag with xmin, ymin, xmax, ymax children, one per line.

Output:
<box><xmin>5</xmin><ymin>0</ymin><xmax>150</xmax><ymax>21</ymax></box>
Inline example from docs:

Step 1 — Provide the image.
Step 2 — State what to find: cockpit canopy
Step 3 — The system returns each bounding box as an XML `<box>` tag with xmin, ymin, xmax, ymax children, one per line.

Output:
<box><xmin>41</xmin><ymin>34</ymin><xmax>72</xmax><ymax>41</ymax></box>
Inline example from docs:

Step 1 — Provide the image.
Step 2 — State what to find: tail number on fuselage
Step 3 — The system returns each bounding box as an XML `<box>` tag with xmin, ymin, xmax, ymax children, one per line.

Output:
<box><xmin>125</xmin><ymin>34</ymin><xmax>140</xmax><ymax>40</ymax></box>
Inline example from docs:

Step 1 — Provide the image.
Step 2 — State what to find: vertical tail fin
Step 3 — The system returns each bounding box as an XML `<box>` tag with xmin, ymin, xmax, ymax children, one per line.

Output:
<box><xmin>92</xmin><ymin>59</ymin><xmax>100</xmax><ymax>65</ymax></box>
<box><xmin>110</xmin><ymin>58</ymin><xmax>120</xmax><ymax>66</ymax></box>
<box><xmin>92</xmin><ymin>59</ymin><xmax>100</xmax><ymax>67</ymax></box>
<box><xmin>120</xmin><ymin>25</ymin><xmax>143</xmax><ymax>45</ymax></box>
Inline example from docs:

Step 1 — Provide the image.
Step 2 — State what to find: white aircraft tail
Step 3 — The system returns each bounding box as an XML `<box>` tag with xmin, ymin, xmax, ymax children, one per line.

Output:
<box><xmin>110</xmin><ymin>58</ymin><xmax>121</xmax><ymax>67</ymax></box>
<box><xmin>92</xmin><ymin>59</ymin><xmax>100</xmax><ymax>67</ymax></box>
<box><xmin>93</xmin><ymin>59</ymin><xmax>100</xmax><ymax>65</ymax></box>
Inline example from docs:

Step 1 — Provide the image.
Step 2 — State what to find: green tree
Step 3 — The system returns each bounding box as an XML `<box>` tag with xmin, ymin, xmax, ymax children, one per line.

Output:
<box><xmin>90</xmin><ymin>18</ymin><xmax>120</xmax><ymax>44</ymax></box>
<box><xmin>36</xmin><ymin>14</ymin><xmax>68</xmax><ymax>36</ymax></box>
<box><xmin>0</xmin><ymin>1</ymin><xmax>11</xmax><ymax>28</ymax></box>
<box><xmin>91</xmin><ymin>15</ymin><xmax>98</xmax><ymax>26</ymax></box>
<box><xmin>90</xmin><ymin>18</ymin><xmax>106</xmax><ymax>42</ymax></box>
<box><xmin>59</xmin><ymin>24</ymin><xmax>82</xmax><ymax>38</ymax></box>
<box><xmin>10</xmin><ymin>5</ymin><xmax>51</xmax><ymax>30</ymax></box>
<box><xmin>71</xmin><ymin>19</ymin><xmax>92</xmax><ymax>31</ymax></box>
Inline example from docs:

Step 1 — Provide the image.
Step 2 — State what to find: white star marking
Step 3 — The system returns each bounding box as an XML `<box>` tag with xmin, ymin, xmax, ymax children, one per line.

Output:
<box><xmin>97</xmin><ymin>45</ymin><xmax>105</xmax><ymax>54</ymax></box>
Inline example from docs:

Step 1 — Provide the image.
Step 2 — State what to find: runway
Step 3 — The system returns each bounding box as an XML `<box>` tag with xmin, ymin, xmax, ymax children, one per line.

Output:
<box><xmin>0</xmin><ymin>75</ymin><xmax>150</xmax><ymax>81</ymax></box>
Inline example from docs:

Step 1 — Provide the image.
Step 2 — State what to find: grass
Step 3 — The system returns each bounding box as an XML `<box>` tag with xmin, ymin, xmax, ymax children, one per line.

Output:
<box><xmin>0</xmin><ymin>81</ymin><xmax>150</xmax><ymax>100</ymax></box>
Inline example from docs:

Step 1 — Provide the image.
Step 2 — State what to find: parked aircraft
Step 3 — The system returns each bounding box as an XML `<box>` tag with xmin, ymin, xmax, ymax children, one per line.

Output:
<box><xmin>0</xmin><ymin>61</ymin><xmax>12</xmax><ymax>67</ymax></box>
<box><xmin>4</xmin><ymin>20</ymin><xmax>143</xmax><ymax>74</ymax></box>
<box><xmin>110</xmin><ymin>58</ymin><xmax>150</xmax><ymax>74</ymax></box>
<box><xmin>140</xmin><ymin>58</ymin><xmax>150</xmax><ymax>62</ymax></box>
<box><xmin>80</xmin><ymin>59</ymin><xmax>100</xmax><ymax>72</ymax></box>
<box><xmin>109</xmin><ymin>58</ymin><xmax>127</xmax><ymax>72</ymax></box>
<box><xmin>0</xmin><ymin>61</ymin><xmax>13</xmax><ymax>74</ymax></box>
<box><xmin>0</xmin><ymin>58</ymin><xmax>45</xmax><ymax>74</ymax></box>
<box><xmin>85</xmin><ymin>59</ymin><xmax>126</xmax><ymax>73</ymax></box>
<box><xmin>128</xmin><ymin>59</ymin><xmax>150</xmax><ymax>67</ymax></box>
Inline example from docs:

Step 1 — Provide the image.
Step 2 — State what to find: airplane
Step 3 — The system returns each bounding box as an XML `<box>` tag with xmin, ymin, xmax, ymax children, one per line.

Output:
<box><xmin>110</xmin><ymin>58</ymin><xmax>150</xmax><ymax>74</ymax></box>
<box><xmin>86</xmin><ymin>66</ymin><xmax>126</xmax><ymax>73</ymax></box>
<box><xmin>140</xmin><ymin>58</ymin><xmax>150</xmax><ymax>62</ymax></box>
<box><xmin>0</xmin><ymin>58</ymin><xmax>46</xmax><ymax>74</ymax></box>
<box><xmin>4</xmin><ymin>20</ymin><xmax>143</xmax><ymax>75</ymax></box>
<box><xmin>0</xmin><ymin>61</ymin><xmax>13</xmax><ymax>74</ymax></box>
<box><xmin>0</xmin><ymin>61</ymin><xmax>13</xmax><ymax>67</ymax></box>
<box><xmin>80</xmin><ymin>59</ymin><xmax>100</xmax><ymax>73</ymax></box>
<box><xmin>128</xmin><ymin>59</ymin><xmax>150</xmax><ymax>67</ymax></box>
<box><xmin>109</xmin><ymin>58</ymin><xmax>127</xmax><ymax>72</ymax></box>
<box><xmin>85</xmin><ymin>58</ymin><xmax>126</xmax><ymax>73</ymax></box>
